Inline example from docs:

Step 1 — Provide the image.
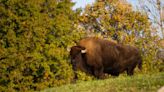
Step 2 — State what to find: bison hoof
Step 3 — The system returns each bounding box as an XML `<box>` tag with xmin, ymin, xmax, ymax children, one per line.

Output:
<box><xmin>98</xmin><ymin>74</ymin><xmax>109</xmax><ymax>79</ymax></box>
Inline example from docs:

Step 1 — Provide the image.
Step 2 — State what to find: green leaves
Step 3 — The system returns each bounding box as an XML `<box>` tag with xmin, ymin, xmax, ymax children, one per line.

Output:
<box><xmin>0</xmin><ymin>0</ymin><xmax>161</xmax><ymax>91</ymax></box>
<box><xmin>0</xmin><ymin>0</ymin><xmax>82</xmax><ymax>91</ymax></box>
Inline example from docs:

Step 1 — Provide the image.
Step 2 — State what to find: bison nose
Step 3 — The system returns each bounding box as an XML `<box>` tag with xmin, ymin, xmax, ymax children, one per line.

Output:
<box><xmin>72</xmin><ymin>65</ymin><xmax>77</xmax><ymax>71</ymax></box>
<box><xmin>72</xmin><ymin>66</ymin><xmax>77</xmax><ymax>71</ymax></box>
<box><xmin>71</xmin><ymin>59</ymin><xmax>77</xmax><ymax>70</ymax></box>
<box><xmin>72</xmin><ymin>59</ymin><xmax>77</xmax><ymax>64</ymax></box>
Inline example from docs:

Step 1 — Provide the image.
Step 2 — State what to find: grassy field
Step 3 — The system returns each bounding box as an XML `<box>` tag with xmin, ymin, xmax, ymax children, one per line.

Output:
<box><xmin>41</xmin><ymin>72</ymin><xmax>164</xmax><ymax>92</ymax></box>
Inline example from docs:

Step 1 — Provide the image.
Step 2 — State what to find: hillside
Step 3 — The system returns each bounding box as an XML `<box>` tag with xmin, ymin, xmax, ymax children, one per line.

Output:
<box><xmin>41</xmin><ymin>72</ymin><xmax>164</xmax><ymax>92</ymax></box>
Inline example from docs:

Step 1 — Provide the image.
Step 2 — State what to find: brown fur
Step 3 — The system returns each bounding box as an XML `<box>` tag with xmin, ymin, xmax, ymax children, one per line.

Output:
<box><xmin>70</xmin><ymin>37</ymin><xmax>142</xmax><ymax>79</ymax></box>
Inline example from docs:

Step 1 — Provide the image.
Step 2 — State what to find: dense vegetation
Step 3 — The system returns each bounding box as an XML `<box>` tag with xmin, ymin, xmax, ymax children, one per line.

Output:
<box><xmin>0</xmin><ymin>0</ymin><xmax>163</xmax><ymax>91</ymax></box>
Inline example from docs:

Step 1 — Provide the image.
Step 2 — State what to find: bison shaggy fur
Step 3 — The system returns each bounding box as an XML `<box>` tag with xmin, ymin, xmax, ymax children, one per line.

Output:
<box><xmin>69</xmin><ymin>37</ymin><xmax>142</xmax><ymax>79</ymax></box>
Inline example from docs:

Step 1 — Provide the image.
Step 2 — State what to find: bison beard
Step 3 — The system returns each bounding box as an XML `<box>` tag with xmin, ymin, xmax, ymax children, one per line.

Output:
<box><xmin>69</xmin><ymin>37</ymin><xmax>142</xmax><ymax>79</ymax></box>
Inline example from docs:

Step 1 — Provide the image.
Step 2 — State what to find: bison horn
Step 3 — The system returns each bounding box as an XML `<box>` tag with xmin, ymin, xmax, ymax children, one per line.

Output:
<box><xmin>67</xmin><ymin>47</ymin><xmax>71</xmax><ymax>52</ymax></box>
<box><xmin>81</xmin><ymin>49</ymin><xmax>87</xmax><ymax>53</ymax></box>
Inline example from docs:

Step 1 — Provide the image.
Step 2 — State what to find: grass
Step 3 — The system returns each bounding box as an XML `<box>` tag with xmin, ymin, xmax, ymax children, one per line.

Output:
<box><xmin>41</xmin><ymin>72</ymin><xmax>164</xmax><ymax>92</ymax></box>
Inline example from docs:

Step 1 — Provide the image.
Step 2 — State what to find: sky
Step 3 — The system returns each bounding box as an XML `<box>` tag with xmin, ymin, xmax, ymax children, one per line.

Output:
<box><xmin>72</xmin><ymin>0</ymin><xmax>95</xmax><ymax>9</ymax></box>
<box><xmin>72</xmin><ymin>0</ymin><xmax>138</xmax><ymax>9</ymax></box>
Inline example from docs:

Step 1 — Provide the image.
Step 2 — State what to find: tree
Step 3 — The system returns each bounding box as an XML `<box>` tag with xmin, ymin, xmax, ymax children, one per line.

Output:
<box><xmin>0</xmin><ymin>0</ymin><xmax>82</xmax><ymax>91</ymax></box>
<box><xmin>138</xmin><ymin>0</ymin><xmax>164</xmax><ymax>38</ymax></box>
<box><xmin>79</xmin><ymin>0</ymin><xmax>150</xmax><ymax>43</ymax></box>
<box><xmin>79</xmin><ymin>0</ymin><xmax>161</xmax><ymax>73</ymax></box>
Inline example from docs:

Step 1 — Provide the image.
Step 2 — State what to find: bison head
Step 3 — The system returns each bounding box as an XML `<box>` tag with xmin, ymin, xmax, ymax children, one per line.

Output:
<box><xmin>69</xmin><ymin>46</ymin><xmax>93</xmax><ymax>79</ymax></box>
<box><xmin>69</xmin><ymin>46</ymin><xmax>87</xmax><ymax>71</ymax></box>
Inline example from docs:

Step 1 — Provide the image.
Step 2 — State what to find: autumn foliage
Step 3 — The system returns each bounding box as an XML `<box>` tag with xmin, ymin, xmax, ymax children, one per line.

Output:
<box><xmin>0</xmin><ymin>0</ymin><xmax>163</xmax><ymax>91</ymax></box>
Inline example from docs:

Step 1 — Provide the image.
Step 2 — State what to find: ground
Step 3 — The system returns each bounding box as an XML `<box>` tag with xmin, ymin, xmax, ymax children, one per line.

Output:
<box><xmin>41</xmin><ymin>72</ymin><xmax>164</xmax><ymax>92</ymax></box>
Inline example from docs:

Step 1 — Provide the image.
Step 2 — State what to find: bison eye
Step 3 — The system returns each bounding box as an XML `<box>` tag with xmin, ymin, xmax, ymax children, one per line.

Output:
<box><xmin>73</xmin><ymin>59</ymin><xmax>77</xmax><ymax>64</ymax></box>
<box><xmin>71</xmin><ymin>56</ymin><xmax>76</xmax><ymax>60</ymax></box>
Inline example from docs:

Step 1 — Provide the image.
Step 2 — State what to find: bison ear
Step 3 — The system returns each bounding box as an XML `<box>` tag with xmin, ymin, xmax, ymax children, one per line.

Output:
<box><xmin>81</xmin><ymin>49</ymin><xmax>87</xmax><ymax>53</ymax></box>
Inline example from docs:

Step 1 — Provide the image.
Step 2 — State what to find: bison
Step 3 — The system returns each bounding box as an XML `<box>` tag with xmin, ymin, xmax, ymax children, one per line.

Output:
<box><xmin>69</xmin><ymin>37</ymin><xmax>142</xmax><ymax>79</ymax></box>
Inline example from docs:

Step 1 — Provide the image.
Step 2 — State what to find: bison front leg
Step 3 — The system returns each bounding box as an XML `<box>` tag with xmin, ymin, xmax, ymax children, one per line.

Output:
<box><xmin>111</xmin><ymin>72</ymin><xmax>120</xmax><ymax>76</ymax></box>
<box><xmin>94</xmin><ymin>67</ymin><xmax>106</xmax><ymax>79</ymax></box>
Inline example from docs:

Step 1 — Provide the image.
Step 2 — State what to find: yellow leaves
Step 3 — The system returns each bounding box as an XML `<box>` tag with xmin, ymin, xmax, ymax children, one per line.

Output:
<box><xmin>43</xmin><ymin>71</ymin><xmax>50</xmax><ymax>80</ymax></box>
<box><xmin>117</xmin><ymin>2</ymin><xmax>132</xmax><ymax>11</ymax></box>
<box><xmin>79</xmin><ymin>15</ymin><xmax>89</xmax><ymax>23</ymax></box>
<box><xmin>94</xmin><ymin>1</ymin><xmax>105</xmax><ymax>8</ymax></box>
<box><xmin>125</xmin><ymin>36</ymin><xmax>135</xmax><ymax>44</ymax></box>
<box><xmin>113</xmin><ymin>14</ymin><xmax>122</xmax><ymax>22</ymax></box>
<box><xmin>91</xmin><ymin>12</ymin><xmax>98</xmax><ymax>17</ymax></box>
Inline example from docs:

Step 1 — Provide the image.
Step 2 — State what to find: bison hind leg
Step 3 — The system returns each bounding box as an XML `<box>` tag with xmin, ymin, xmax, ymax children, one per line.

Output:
<box><xmin>138</xmin><ymin>57</ymin><xmax>142</xmax><ymax>70</ymax></box>
<box><xmin>111</xmin><ymin>72</ymin><xmax>119</xmax><ymax>76</ymax></box>
<box><xmin>127</xmin><ymin>69</ymin><xmax>134</xmax><ymax>76</ymax></box>
<box><xmin>126</xmin><ymin>66</ymin><xmax>135</xmax><ymax>76</ymax></box>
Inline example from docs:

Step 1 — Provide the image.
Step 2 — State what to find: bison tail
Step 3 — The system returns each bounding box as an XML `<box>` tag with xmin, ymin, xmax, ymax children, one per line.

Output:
<box><xmin>138</xmin><ymin>57</ymin><xmax>142</xmax><ymax>70</ymax></box>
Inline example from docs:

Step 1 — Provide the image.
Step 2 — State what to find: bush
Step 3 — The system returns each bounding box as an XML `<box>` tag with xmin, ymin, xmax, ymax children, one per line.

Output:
<box><xmin>0</xmin><ymin>0</ymin><xmax>82</xmax><ymax>91</ymax></box>
<box><xmin>0</xmin><ymin>0</ymin><xmax>162</xmax><ymax>91</ymax></box>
